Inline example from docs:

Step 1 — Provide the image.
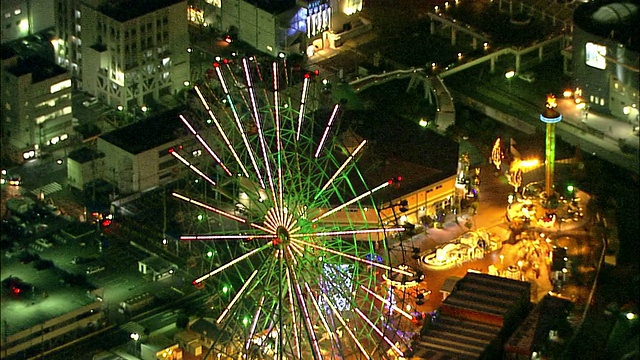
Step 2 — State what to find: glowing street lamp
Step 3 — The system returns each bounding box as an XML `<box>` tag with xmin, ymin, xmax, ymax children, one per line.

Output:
<box><xmin>505</xmin><ymin>70</ymin><xmax>515</xmax><ymax>90</ymax></box>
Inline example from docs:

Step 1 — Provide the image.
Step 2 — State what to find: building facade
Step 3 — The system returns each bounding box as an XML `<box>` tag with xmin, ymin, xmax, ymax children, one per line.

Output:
<box><xmin>94</xmin><ymin>109</ymin><xmax>202</xmax><ymax>194</ymax></box>
<box><xmin>1</xmin><ymin>53</ymin><xmax>74</xmax><ymax>162</ymax></box>
<box><xmin>187</xmin><ymin>0</ymin><xmax>364</xmax><ymax>57</ymax></box>
<box><xmin>572</xmin><ymin>0</ymin><xmax>639</xmax><ymax>124</ymax></box>
<box><xmin>1</xmin><ymin>0</ymin><xmax>56</xmax><ymax>43</ymax></box>
<box><xmin>54</xmin><ymin>0</ymin><xmax>190</xmax><ymax>111</ymax></box>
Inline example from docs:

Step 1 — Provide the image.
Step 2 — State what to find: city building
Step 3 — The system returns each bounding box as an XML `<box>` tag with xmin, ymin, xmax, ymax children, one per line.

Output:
<box><xmin>571</xmin><ymin>0</ymin><xmax>639</xmax><ymax>124</ymax></box>
<box><xmin>414</xmin><ymin>272</ymin><xmax>531</xmax><ymax>359</ymax></box>
<box><xmin>342</xmin><ymin>109</ymin><xmax>460</xmax><ymax>229</ymax></box>
<box><xmin>1</xmin><ymin>50</ymin><xmax>74</xmax><ymax>162</ymax></box>
<box><xmin>66</xmin><ymin>146</ymin><xmax>106</xmax><ymax>190</ymax></box>
<box><xmin>53</xmin><ymin>0</ymin><xmax>190</xmax><ymax>111</ymax></box>
<box><xmin>188</xmin><ymin>0</ymin><xmax>365</xmax><ymax>57</ymax></box>
<box><xmin>1</xmin><ymin>0</ymin><xmax>56</xmax><ymax>43</ymax></box>
<box><xmin>94</xmin><ymin>108</ymin><xmax>201</xmax><ymax>195</ymax></box>
<box><xmin>0</xmin><ymin>295</ymin><xmax>104</xmax><ymax>358</ymax></box>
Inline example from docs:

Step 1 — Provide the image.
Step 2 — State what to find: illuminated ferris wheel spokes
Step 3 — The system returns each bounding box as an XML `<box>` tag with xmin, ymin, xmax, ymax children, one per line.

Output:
<box><xmin>176</xmin><ymin>56</ymin><xmax>414</xmax><ymax>359</ymax></box>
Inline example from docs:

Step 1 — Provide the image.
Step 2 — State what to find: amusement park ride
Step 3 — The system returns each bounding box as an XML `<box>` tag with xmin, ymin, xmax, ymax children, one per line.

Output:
<box><xmin>169</xmin><ymin>57</ymin><xmax>423</xmax><ymax>359</ymax></box>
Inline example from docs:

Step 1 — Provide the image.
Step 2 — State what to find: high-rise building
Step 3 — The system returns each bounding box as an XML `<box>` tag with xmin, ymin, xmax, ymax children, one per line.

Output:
<box><xmin>1</xmin><ymin>0</ymin><xmax>56</xmax><ymax>43</ymax></box>
<box><xmin>54</xmin><ymin>0</ymin><xmax>190</xmax><ymax>111</ymax></box>
<box><xmin>1</xmin><ymin>51</ymin><xmax>74</xmax><ymax>162</ymax></box>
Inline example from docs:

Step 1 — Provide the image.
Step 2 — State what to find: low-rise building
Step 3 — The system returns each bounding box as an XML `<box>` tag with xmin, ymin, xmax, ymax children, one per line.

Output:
<box><xmin>96</xmin><ymin>108</ymin><xmax>202</xmax><ymax>195</ymax></box>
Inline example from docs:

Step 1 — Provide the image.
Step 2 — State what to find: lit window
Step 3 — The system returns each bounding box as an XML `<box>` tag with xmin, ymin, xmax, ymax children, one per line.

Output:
<box><xmin>50</xmin><ymin>79</ymin><xmax>72</xmax><ymax>93</ymax></box>
<box><xmin>585</xmin><ymin>42</ymin><xmax>606</xmax><ymax>70</ymax></box>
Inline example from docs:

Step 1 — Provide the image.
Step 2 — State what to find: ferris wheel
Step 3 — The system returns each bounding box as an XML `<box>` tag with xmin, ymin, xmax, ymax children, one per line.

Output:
<box><xmin>171</xmin><ymin>56</ymin><xmax>418</xmax><ymax>359</ymax></box>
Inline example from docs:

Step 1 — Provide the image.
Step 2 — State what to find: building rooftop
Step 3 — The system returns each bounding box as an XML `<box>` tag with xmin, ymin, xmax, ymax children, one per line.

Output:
<box><xmin>574</xmin><ymin>0</ymin><xmax>640</xmax><ymax>52</ymax></box>
<box><xmin>97</xmin><ymin>0</ymin><xmax>184</xmax><ymax>22</ymax></box>
<box><xmin>245</xmin><ymin>0</ymin><xmax>296</xmax><ymax>14</ymax></box>
<box><xmin>99</xmin><ymin>108</ymin><xmax>186</xmax><ymax>155</ymax></box>
<box><xmin>68</xmin><ymin>147</ymin><xmax>106</xmax><ymax>164</ymax></box>
<box><xmin>415</xmin><ymin>312</ymin><xmax>502</xmax><ymax>359</ymax></box>
<box><xmin>5</xmin><ymin>57</ymin><xmax>67</xmax><ymax>84</ymax></box>
<box><xmin>342</xmin><ymin>109</ymin><xmax>459</xmax><ymax>199</ymax></box>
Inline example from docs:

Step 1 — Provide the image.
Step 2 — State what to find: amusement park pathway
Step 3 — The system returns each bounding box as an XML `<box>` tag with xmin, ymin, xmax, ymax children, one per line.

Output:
<box><xmin>388</xmin><ymin>162</ymin><xmax>545</xmax><ymax>314</ymax></box>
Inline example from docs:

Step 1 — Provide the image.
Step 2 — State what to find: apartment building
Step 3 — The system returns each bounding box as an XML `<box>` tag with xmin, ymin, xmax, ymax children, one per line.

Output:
<box><xmin>1</xmin><ymin>50</ymin><xmax>74</xmax><ymax>162</ymax></box>
<box><xmin>54</xmin><ymin>0</ymin><xmax>190</xmax><ymax>111</ymax></box>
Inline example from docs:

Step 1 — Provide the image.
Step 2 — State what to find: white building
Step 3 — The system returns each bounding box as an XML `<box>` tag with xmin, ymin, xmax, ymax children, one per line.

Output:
<box><xmin>1</xmin><ymin>53</ymin><xmax>74</xmax><ymax>162</ymax></box>
<box><xmin>54</xmin><ymin>0</ymin><xmax>190</xmax><ymax>111</ymax></box>
<box><xmin>95</xmin><ymin>108</ymin><xmax>202</xmax><ymax>194</ymax></box>
<box><xmin>1</xmin><ymin>0</ymin><xmax>56</xmax><ymax>43</ymax></box>
<box><xmin>187</xmin><ymin>0</ymin><xmax>365</xmax><ymax>57</ymax></box>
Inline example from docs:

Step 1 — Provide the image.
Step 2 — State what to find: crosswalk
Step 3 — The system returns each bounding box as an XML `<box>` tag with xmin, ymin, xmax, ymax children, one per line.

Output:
<box><xmin>31</xmin><ymin>182</ymin><xmax>63</xmax><ymax>197</ymax></box>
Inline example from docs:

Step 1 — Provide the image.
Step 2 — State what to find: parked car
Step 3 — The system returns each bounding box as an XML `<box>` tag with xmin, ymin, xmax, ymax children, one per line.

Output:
<box><xmin>86</xmin><ymin>265</ymin><xmax>105</xmax><ymax>275</ymax></box>
<box><xmin>518</xmin><ymin>72</ymin><xmax>536</xmax><ymax>83</ymax></box>
<box><xmin>82</xmin><ymin>97</ymin><xmax>98</xmax><ymax>107</ymax></box>
<box><xmin>35</xmin><ymin>238</ymin><xmax>53</xmax><ymax>248</ymax></box>
<box><xmin>71</xmin><ymin>256</ymin><xmax>97</xmax><ymax>265</ymax></box>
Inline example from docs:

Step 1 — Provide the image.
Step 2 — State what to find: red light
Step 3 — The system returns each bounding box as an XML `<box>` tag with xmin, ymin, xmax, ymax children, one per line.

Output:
<box><xmin>102</xmin><ymin>219</ymin><xmax>112</xmax><ymax>227</ymax></box>
<box><xmin>397</xmin><ymin>176</ymin><xmax>402</xmax><ymax>181</ymax></box>
<box><xmin>168</xmin><ymin>148</ymin><xmax>174</xmax><ymax>153</ymax></box>
<box><xmin>388</xmin><ymin>179</ymin><xmax>393</xmax><ymax>185</ymax></box>
<box><xmin>304</xmin><ymin>73</ymin><xmax>310</xmax><ymax>79</ymax></box>
<box><xmin>213</xmin><ymin>62</ymin><xmax>220</xmax><ymax>68</ymax></box>
<box><xmin>13</xmin><ymin>287</ymin><xmax>20</xmax><ymax>294</ymax></box>
<box><xmin>179</xmin><ymin>145</ymin><xmax>183</xmax><ymax>150</ymax></box>
<box><xmin>314</xmin><ymin>69</ymin><xmax>319</xmax><ymax>75</ymax></box>
<box><xmin>223</xmin><ymin>58</ymin><xmax>229</xmax><ymax>64</ymax></box>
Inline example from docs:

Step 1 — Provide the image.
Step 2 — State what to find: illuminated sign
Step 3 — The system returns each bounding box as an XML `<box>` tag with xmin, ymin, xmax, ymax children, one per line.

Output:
<box><xmin>585</xmin><ymin>42</ymin><xmax>606</xmax><ymax>70</ymax></box>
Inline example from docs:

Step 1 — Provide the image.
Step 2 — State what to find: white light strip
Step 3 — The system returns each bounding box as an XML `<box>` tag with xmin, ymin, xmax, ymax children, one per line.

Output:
<box><xmin>290</xmin><ymin>266</ymin><xmax>322</xmax><ymax>358</ymax></box>
<box><xmin>291</xmin><ymin>238</ymin><xmax>414</xmax><ymax>276</ymax></box>
<box><xmin>180</xmin><ymin>234</ymin><xmax>275</xmax><ymax>241</ymax></box>
<box><xmin>244</xmin><ymin>296</ymin><xmax>265</xmax><ymax>353</ymax></box>
<box><xmin>217</xmin><ymin>270</ymin><xmax>259</xmax><ymax>323</ymax></box>
<box><xmin>193</xmin><ymin>85</ymin><xmax>248</xmax><ymax>177</ymax></box>
<box><xmin>322</xmin><ymin>293</ymin><xmax>372</xmax><ymax>360</ymax></box>
<box><xmin>304</xmin><ymin>283</ymin><xmax>335</xmax><ymax>342</ymax></box>
<box><xmin>355</xmin><ymin>307</ymin><xmax>404</xmax><ymax>357</ymax></box>
<box><xmin>360</xmin><ymin>285</ymin><xmax>413</xmax><ymax>320</ymax></box>
<box><xmin>172</xmin><ymin>192</ymin><xmax>246</xmax><ymax>223</ymax></box>
<box><xmin>292</xmin><ymin>227</ymin><xmax>405</xmax><ymax>238</ymax></box>
<box><xmin>311</xmin><ymin>181</ymin><xmax>390</xmax><ymax>223</ymax></box>
<box><xmin>316</xmin><ymin>140</ymin><xmax>367</xmax><ymax>199</ymax></box>
<box><xmin>285</xmin><ymin>267</ymin><xmax>302</xmax><ymax>358</ymax></box>
<box><xmin>314</xmin><ymin>104</ymin><xmax>340</xmax><ymax>158</ymax></box>
<box><xmin>178</xmin><ymin>114</ymin><xmax>232</xmax><ymax>177</ymax></box>
<box><xmin>215</xmin><ymin>65</ymin><xmax>265</xmax><ymax>187</ymax></box>
<box><xmin>192</xmin><ymin>243</ymin><xmax>270</xmax><ymax>284</ymax></box>
<box><xmin>296</xmin><ymin>76</ymin><xmax>310</xmax><ymax>141</ymax></box>
<box><xmin>169</xmin><ymin>150</ymin><xmax>216</xmax><ymax>186</ymax></box>
<box><xmin>243</xmin><ymin>58</ymin><xmax>276</xmax><ymax>200</ymax></box>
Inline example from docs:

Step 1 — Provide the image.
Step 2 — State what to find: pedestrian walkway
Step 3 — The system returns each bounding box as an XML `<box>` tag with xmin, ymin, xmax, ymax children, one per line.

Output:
<box><xmin>31</xmin><ymin>181</ymin><xmax>63</xmax><ymax>197</ymax></box>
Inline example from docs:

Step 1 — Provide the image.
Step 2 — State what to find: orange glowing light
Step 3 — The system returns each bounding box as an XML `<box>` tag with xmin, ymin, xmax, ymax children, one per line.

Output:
<box><xmin>546</xmin><ymin>95</ymin><xmax>557</xmax><ymax>109</ymax></box>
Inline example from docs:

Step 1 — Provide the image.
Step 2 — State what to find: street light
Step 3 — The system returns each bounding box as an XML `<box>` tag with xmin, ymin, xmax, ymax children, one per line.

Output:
<box><xmin>505</xmin><ymin>70</ymin><xmax>515</xmax><ymax>91</ymax></box>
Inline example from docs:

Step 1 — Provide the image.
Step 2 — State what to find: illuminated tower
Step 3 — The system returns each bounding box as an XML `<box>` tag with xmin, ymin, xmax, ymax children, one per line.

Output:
<box><xmin>539</xmin><ymin>95</ymin><xmax>562</xmax><ymax>208</ymax></box>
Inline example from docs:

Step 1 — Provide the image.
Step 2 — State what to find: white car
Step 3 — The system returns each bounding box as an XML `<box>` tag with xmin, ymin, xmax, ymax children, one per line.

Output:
<box><xmin>35</xmin><ymin>238</ymin><xmax>53</xmax><ymax>248</ymax></box>
<box><xmin>86</xmin><ymin>265</ymin><xmax>105</xmax><ymax>275</ymax></box>
<box><xmin>82</xmin><ymin>97</ymin><xmax>98</xmax><ymax>107</ymax></box>
<box><xmin>518</xmin><ymin>72</ymin><xmax>535</xmax><ymax>83</ymax></box>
